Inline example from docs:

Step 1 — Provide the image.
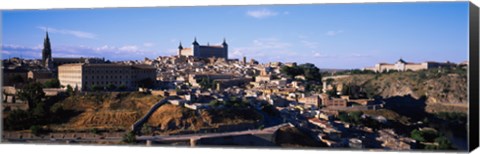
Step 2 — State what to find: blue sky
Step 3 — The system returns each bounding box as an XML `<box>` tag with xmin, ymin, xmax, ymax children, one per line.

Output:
<box><xmin>1</xmin><ymin>2</ymin><xmax>469</xmax><ymax>69</ymax></box>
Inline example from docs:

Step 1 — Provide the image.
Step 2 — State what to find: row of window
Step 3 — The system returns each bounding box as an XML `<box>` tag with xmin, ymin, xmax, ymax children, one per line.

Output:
<box><xmin>84</xmin><ymin>70</ymin><xmax>130</xmax><ymax>74</ymax></box>
<box><xmin>85</xmin><ymin>75</ymin><xmax>135</xmax><ymax>79</ymax></box>
<box><xmin>83</xmin><ymin>69</ymin><xmax>155</xmax><ymax>74</ymax></box>
<box><xmin>85</xmin><ymin>81</ymin><xmax>134</xmax><ymax>86</ymax></box>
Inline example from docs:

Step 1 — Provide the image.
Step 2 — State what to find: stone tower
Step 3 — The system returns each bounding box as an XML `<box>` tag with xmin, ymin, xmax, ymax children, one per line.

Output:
<box><xmin>42</xmin><ymin>30</ymin><xmax>53</xmax><ymax>68</ymax></box>
<box><xmin>177</xmin><ymin>42</ymin><xmax>183</xmax><ymax>56</ymax></box>
<box><xmin>222</xmin><ymin>38</ymin><xmax>228</xmax><ymax>59</ymax></box>
<box><xmin>192</xmin><ymin>37</ymin><xmax>200</xmax><ymax>56</ymax></box>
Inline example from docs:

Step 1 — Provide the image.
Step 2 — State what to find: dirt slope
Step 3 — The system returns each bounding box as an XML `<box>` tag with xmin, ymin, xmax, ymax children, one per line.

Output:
<box><xmin>51</xmin><ymin>92</ymin><xmax>162</xmax><ymax>131</ymax></box>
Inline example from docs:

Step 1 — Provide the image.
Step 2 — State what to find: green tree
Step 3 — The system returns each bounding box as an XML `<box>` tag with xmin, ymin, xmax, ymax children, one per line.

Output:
<box><xmin>66</xmin><ymin>85</ymin><xmax>74</xmax><ymax>96</ymax></box>
<box><xmin>209</xmin><ymin>100</ymin><xmax>223</xmax><ymax>107</ymax></box>
<box><xmin>258</xmin><ymin>125</ymin><xmax>265</xmax><ymax>130</ymax></box>
<box><xmin>435</xmin><ymin>136</ymin><xmax>453</xmax><ymax>150</ymax></box>
<box><xmin>348</xmin><ymin>111</ymin><xmax>363</xmax><ymax>124</ymax></box>
<box><xmin>140</xmin><ymin>124</ymin><xmax>152</xmax><ymax>135</ymax></box>
<box><xmin>91</xmin><ymin>128</ymin><xmax>101</xmax><ymax>135</ymax></box>
<box><xmin>30</xmin><ymin>125</ymin><xmax>43</xmax><ymax>136</ymax></box>
<box><xmin>43</xmin><ymin>78</ymin><xmax>60</xmax><ymax>88</ymax></box>
<box><xmin>118</xmin><ymin>84</ymin><xmax>127</xmax><ymax>91</ymax></box>
<box><xmin>106</xmin><ymin>84</ymin><xmax>117</xmax><ymax>91</ymax></box>
<box><xmin>280</xmin><ymin>66</ymin><xmax>303</xmax><ymax>79</ymax></box>
<box><xmin>337</xmin><ymin>112</ymin><xmax>350</xmax><ymax>123</ymax></box>
<box><xmin>73</xmin><ymin>85</ymin><xmax>79</xmax><ymax>94</ymax></box>
<box><xmin>122</xmin><ymin>131</ymin><xmax>136</xmax><ymax>144</ymax></box>
<box><xmin>410</xmin><ymin>129</ymin><xmax>438</xmax><ymax>143</ymax></box>
<box><xmin>410</xmin><ymin>129</ymin><xmax>426</xmax><ymax>142</ymax></box>
<box><xmin>32</xmin><ymin>102</ymin><xmax>47</xmax><ymax>117</ymax></box>
<box><xmin>18</xmin><ymin>82</ymin><xmax>45</xmax><ymax>110</ymax></box>
<box><xmin>91</xmin><ymin>85</ymin><xmax>103</xmax><ymax>91</ymax></box>
<box><xmin>198</xmin><ymin>78</ymin><xmax>215</xmax><ymax>89</ymax></box>
<box><xmin>299</xmin><ymin>63</ymin><xmax>322</xmax><ymax>82</ymax></box>
<box><xmin>4</xmin><ymin>110</ymin><xmax>33</xmax><ymax>130</ymax></box>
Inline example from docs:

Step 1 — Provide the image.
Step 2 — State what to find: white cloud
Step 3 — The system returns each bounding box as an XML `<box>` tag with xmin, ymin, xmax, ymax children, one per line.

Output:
<box><xmin>2</xmin><ymin>50</ymin><xmax>12</xmax><ymax>55</ymax></box>
<box><xmin>2</xmin><ymin>43</ymin><xmax>162</xmax><ymax>60</ymax></box>
<box><xmin>118</xmin><ymin>45</ymin><xmax>139</xmax><ymax>52</ymax></box>
<box><xmin>1</xmin><ymin>44</ymin><xmax>42</xmax><ymax>59</ymax></box>
<box><xmin>326</xmin><ymin>30</ymin><xmax>344</xmax><ymax>36</ymax></box>
<box><xmin>37</xmin><ymin>26</ymin><xmax>97</xmax><ymax>39</ymax></box>
<box><xmin>94</xmin><ymin>45</ymin><xmax>116</xmax><ymax>51</ymax></box>
<box><xmin>143</xmin><ymin>42</ymin><xmax>154</xmax><ymax>47</ymax></box>
<box><xmin>313</xmin><ymin>52</ymin><xmax>330</xmax><ymax>58</ymax></box>
<box><xmin>231</xmin><ymin>49</ymin><xmax>244</xmax><ymax>57</ymax></box>
<box><xmin>246</xmin><ymin>9</ymin><xmax>278</xmax><ymax>19</ymax></box>
<box><xmin>346</xmin><ymin>53</ymin><xmax>372</xmax><ymax>58</ymax></box>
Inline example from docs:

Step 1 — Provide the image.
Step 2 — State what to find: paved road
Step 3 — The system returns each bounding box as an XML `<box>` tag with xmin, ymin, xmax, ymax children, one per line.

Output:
<box><xmin>137</xmin><ymin>123</ymin><xmax>289</xmax><ymax>142</ymax></box>
<box><xmin>3</xmin><ymin>123</ymin><xmax>289</xmax><ymax>144</ymax></box>
<box><xmin>131</xmin><ymin>98</ymin><xmax>169</xmax><ymax>132</ymax></box>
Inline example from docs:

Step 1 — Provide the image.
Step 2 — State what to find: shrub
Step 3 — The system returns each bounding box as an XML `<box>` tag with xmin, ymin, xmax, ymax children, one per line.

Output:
<box><xmin>122</xmin><ymin>131</ymin><xmax>136</xmax><ymax>144</ymax></box>
<box><xmin>118</xmin><ymin>84</ymin><xmax>127</xmax><ymax>91</ymax></box>
<box><xmin>91</xmin><ymin>128</ymin><xmax>101</xmax><ymax>134</ymax></box>
<box><xmin>30</xmin><ymin>125</ymin><xmax>44</xmax><ymax>136</ymax></box>
<box><xmin>91</xmin><ymin>85</ymin><xmax>104</xmax><ymax>91</ymax></box>
<box><xmin>43</xmin><ymin>79</ymin><xmax>60</xmax><ymax>88</ymax></box>
<box><xmin>107</xmin><ymin>84</ymin><xmax>117</xmax><ymax>91</ymax></box>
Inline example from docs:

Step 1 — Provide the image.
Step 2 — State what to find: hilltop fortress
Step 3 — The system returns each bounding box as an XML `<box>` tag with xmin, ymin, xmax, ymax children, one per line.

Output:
<box><xmin>178</xmin><ymin>38</ymin><xmax>228</xmax><ymax>59</ymax></box>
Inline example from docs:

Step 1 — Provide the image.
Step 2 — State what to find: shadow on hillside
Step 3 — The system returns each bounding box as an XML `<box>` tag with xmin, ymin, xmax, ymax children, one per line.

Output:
<box><xmin>383</xmin><ymin>94</ymin><xmax>428</xmax><ymax>121</ymax></box>
<box><xmin>49</xmin><ymin>109</ymin><xmax>83</xmax><ymax>124</ymax></box>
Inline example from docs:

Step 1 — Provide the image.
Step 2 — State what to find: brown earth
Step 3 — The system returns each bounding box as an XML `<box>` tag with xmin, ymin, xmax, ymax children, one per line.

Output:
<box><xmin>147</xmin><ymin>104</ymin><xmax>262</xmax><ymax>134</ymax></box>
<box><xmin>49</xmin><ymin>92</ymin><xmax>162</xmax><ymax>131</ymax></box>
<box><xmin>362</xmin><ymin>109</ymin><xmax>410</xmax><ymax>125</ymax></box>
<box><xmin>335</xmin><ymin>68</ymin><xmax>467</xmax><ymax>113</ymax></box>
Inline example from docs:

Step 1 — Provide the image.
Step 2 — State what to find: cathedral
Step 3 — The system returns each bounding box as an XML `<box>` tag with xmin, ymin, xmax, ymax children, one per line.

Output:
<box><xmin>42</xmin><ymin>31</ymin><xmax>53</xmax><ymax>69</ymax></box>
<box><xmin>178</xmin><ymin>38</ymin><xmax>228</xmax><ymax>59</ymax></box>
<box><xmin>40</xmin><ymin>31</ymin><xmax>105</xmax><ymax>70</ymax></box>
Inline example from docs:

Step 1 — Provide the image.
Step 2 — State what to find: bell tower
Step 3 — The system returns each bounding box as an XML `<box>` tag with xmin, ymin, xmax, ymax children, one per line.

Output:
<box><xmin>42</xmin><ymin>30</ymin><xmax>53</xmax><ymax>68</ymax></box>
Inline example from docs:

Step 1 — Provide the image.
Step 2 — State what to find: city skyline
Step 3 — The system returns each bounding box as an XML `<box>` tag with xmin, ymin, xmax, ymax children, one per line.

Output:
<box><xmin>2</xmin><ymin>2</ymin><xmax>469</xmax><ymax>69</ymax></box>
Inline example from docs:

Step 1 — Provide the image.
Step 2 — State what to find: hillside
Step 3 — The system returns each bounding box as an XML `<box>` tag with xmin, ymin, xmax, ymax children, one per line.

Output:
<box><xmin>50</xmin><ymin>92</ymin><xmax>162</xmax><ymax>131</ymax></box>
<box><xmin>334</xmin><ymin>67</ymin><xmax>467</xmax><ymax>113</ymax></box>
<box><xmin>275</xmin><ymin>125</ymin><xmax>328</xmax><ymax>147</ymax></box>
<box><xmin>147</xmin><ymin>104</ymin><xmax>263</xmax><ymax>134</ymax></box>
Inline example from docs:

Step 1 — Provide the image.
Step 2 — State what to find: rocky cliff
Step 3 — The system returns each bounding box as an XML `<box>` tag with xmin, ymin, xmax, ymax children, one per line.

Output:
<box><xmin>334</xmin><ymin>67</ymin><xmax>467</xmax><ymax>113</ymax></box>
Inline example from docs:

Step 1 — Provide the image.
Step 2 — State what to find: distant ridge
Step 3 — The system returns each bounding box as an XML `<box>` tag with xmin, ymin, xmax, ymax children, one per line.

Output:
<box><xmin>319</xmin><ymin>68</ymin><xmax>348</xmax><ymax>73</ymax></box>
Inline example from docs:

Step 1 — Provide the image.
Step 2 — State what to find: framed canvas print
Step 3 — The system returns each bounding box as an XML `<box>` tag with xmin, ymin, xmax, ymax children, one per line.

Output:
<box><xmin>1</xmin><ymin>0</ymin><xmax>479</xmax><ymax>153</ymax></box>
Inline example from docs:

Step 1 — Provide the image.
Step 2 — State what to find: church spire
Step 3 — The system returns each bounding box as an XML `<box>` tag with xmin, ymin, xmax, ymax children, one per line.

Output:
<box><xmin>42</xmin><ymin>30</ymin><xmax>52</xmax><ymax>68</ymax></box>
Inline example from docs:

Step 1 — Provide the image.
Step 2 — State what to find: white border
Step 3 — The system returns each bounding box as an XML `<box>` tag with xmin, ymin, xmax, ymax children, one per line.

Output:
<box><xmin>0</xmin><ymin>0</ymin><xmax>478</xmax><ymax>154</ymax></box>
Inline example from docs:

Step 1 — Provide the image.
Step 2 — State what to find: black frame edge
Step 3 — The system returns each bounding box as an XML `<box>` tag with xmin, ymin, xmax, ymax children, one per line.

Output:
<box><xmin>469</xmin><ymin>1</ymin><xmax>480</xmax><ymax>152</ymax></box>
